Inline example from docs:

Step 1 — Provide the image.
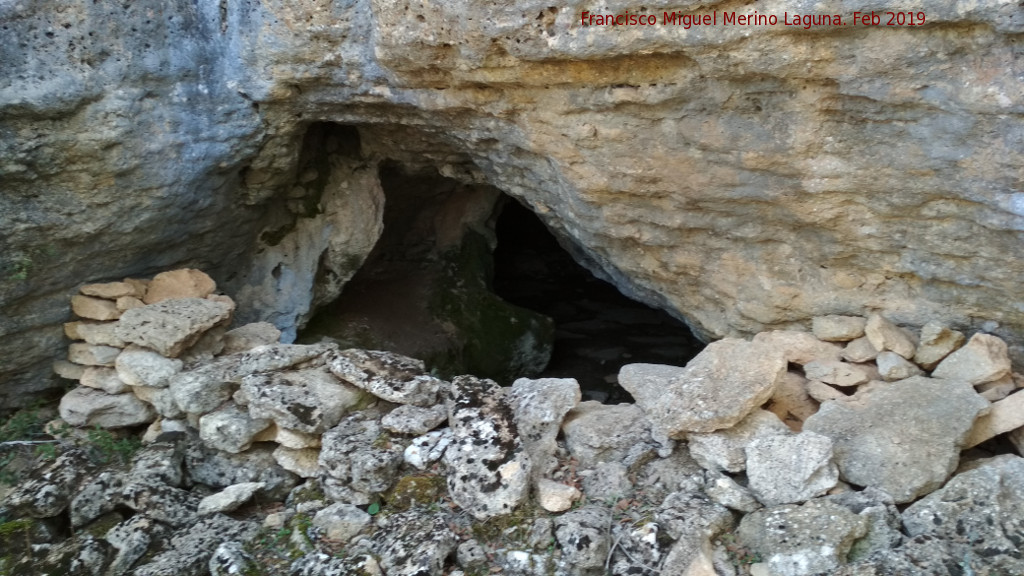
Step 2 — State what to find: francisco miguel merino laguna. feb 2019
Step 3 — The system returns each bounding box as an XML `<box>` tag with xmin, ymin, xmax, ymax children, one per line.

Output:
<box><xmin>580</xmin><ymin>10</ymin><xmax>927</xmax><ymax>29</ymax></box>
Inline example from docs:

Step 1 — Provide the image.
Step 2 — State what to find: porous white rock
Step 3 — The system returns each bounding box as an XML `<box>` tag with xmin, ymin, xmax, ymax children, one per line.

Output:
<box><xmin>199</xmin><ymin>403</ymin><xmax>272</xmax><ymax>454</ymax></box>
<box><xmin>73</xmin><ymin>321</ymin><xmax>127</xmax><ymax>348</ymax></box>
<box><xmin>381</xmin><ymin>404</ymin><xmax>448</xmax><ymax>436</ymax></box>
<box><xmin>329</xmin><ymin>349</ymin><xmax>445</xmax><ymax>406</ymax></box>
<box><xmin>221</xmin><ymin>322</ymin><xmax>282</xmax><ymax>354</ymax></box>
<box><xmin>170</xmin><ymin>343</ymin><xmax>333</xmax><ymax>415</ymax></box>
<box><xmin>507</xmin><ymin>377</ymin><xmax>581</xmax><ymax>478</ymax></box>
<box><xmin>115</xmin><ymin>298</ymin><xmax>232</xmax><ymax>357</ymax></box>
<box><xmin>312</xmin><ymin>503</ymin><xmax>371</xmax><ymax>542</ymax></box>
<box><xmin>443</xmin><ymin>375</ymin><xmax>530</xmax><ymax>520</ymax></box>
<box><xmin>738</xmin><ymin>499</ymin><xmax>868</xmax><ymax>576</ymax></box>
<box><xmin>618</xmin><ymin>338</ymin><xmax>786</xmax><ymax>436</ymax></box>
<box><xmin>404</xmin><ymin>429</ymin><xmax>452</xmax><ymax>470</ymax></box>
<box><xmin>237</xmin><ymin>366</ymin><xmax>366</xmax><ymax>434</ymax></box>
<box><xmin>561</xmin><ymin>401</ymin><xmax>652</xmax><ymax>468</ymax></box>
<box><xmin>59</xmin><ymin>387</ymin><xmax>156</xmax><ymax>428</ymax></box>
<box><xmin>273</xmin><ymin>446</ymin><xmax>321</xmax><ymax>478</ymax></box>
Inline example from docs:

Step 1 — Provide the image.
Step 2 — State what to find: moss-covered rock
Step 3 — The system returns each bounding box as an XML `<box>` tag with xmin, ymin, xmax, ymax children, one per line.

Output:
<box><xmin>384</xmin><ymin>474</ymin><xmax>447</xmax><ymax>512</ymax></box>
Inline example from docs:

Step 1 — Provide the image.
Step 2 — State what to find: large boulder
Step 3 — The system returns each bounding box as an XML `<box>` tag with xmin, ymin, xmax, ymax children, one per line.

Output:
<box><xmin>804</xmin><ymin>376</ymin><xmax>989</xmax><ymax>503</ymax></box>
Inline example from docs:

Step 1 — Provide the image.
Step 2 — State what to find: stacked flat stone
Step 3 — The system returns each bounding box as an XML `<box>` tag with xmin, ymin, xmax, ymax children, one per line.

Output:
<box><xmin>23</xmin><ymin>279</ymin><xmax>1024</xmax><ymax>576</ymax></box>
<box><xmin>56</xmin><ymin>269</ymin><xmax>241</xmax><ymax>428</ymax></box>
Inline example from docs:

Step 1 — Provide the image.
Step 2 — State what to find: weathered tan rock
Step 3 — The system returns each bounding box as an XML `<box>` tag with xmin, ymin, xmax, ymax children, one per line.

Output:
<box><xmin>272</xmin><ymin>446</ymin><xmax>321</xmax><ymax>478</ymax></box>
<box><xmin>913</xmin><ymin>322</ymin><xmax>966</xmax><ymax>370</ymax></box>
<box><xmin>764</xmin><ymin>371</ymin><xmax>818</xmax><ymax>431</ymax></box>
<box><xmin>751</xmin><ymin>331</ymin><xmax>842</xmax><ymax>365</ymax></box>
<box><xmin>143</xmin><ymin>269</ymin><xmax>217</xmax><ymax>304</ymax></box>
<box><xmin>803</xmin><ymin>360</ymin><xmax>868</xmax><ymax>388</ymax></box>
<box><xmin>123</xmin><ymin>278</ymin><xmax>149</xmax><ymax>299</ymax></box>
<box><xmin>619</xmin><ymin>339</ymin><xmax>786</xmax><ymax>436</ymax></box>
<box><xmin>812</xmin><ymin>316</ymin><xmax>866</xmax><ymax>342</ymax></box>
<box><xmin>221</xmin><ymin>322</ymin><xmax>282</xmax><ymax>355</ymax></box>
<box><xmin>71</xmin><ymin>295</ymin><xmax>122</xmax><ymax>321</ymax></box>
<box><xmin>80</xmin><ymin>367</ymin><xmax>129</xmax><ymax>394</ymax></box>
<box><xmin>253</xmin><ymin>423</ymin><xmax>322</xmax><ymax>449</ymax></box>
<box><xmin>59</xmin><ymin>386</ymin><xmax>156</xmax><ymax>428</ymax></box>
<box><xmin>978</xmin><ymin>375</ymin><xmax>1016</xmax><ymax>402</ymax></box>
<box><xmin>841</xmin><ymin>336</ymin><xmax>879</xmax><ymax>363</ymax></box>
<box><xmin>53</xmin><ymin>360</ymin><xmax>85</xmax><ymax>380</ymax></box>
<box><xmin>73</xmin><ymin>321</ymin><xmax>126</xmax><ymax>348</ymax></box>
<box><xmin>875</xmin><ymin>351</ymin><xmax>924</xmax><ymax>382</ymax></box>
<box><xmin>964</xmin><ymin>391</ymin><xmax>1024</xmax><ymax>448</ymax></box>
<box><xmin>68</xmin><ymin>342</ymin><xmax>121</xmax><ymax>367</ymax></box>
<box><xmin>115</xmin><ymin>298</ymin><xmax>233</xmax><ymax>358</ymax></box>
<box><xmin>864</xmin><ymin>314</ymin><xmax>916</xmax><ymax>360</ymax></box>
<box><xmin>932</xmin><ymin>333</ymin><xmax>1012</xmax><ymax>386</ymax></box>
<box><xmin>80</xmin><ymin>281</ymin><xmax>136</xmax><ymax>299</ymax></box>
<box><xmin>115</xmin><ymin>296</ymin><xmax>145</xmax><ymax>312</ymax></box>
<box><xmin>536</xmin><ymin>479</ymin><xmax>581</xmax><ymax>513</ymax></box>
<box><xmin>806</xmin><ymin>380</ymin><xmax>847</xmax><ymax>403</ymax></box>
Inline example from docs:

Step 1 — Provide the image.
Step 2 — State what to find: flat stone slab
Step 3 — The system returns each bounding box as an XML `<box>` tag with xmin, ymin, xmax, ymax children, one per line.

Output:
<box><xmin>804</xmin><ymin>376</ymin><xmax>988</xmax><ymax>503</ymax></box>
<box><xmin>618</xmin><ymin>338</ymin><xmax>786</xmax><ymax>436</ymax></box>
<box><xmin>329</xmin><ymin>349</ymin><xmax>445</xmax><ymax>406</ymax></box>
<box><xmin>115</xmin><ymin>298</ymin><xmax>232</xmax><ymax>358</ymax></box>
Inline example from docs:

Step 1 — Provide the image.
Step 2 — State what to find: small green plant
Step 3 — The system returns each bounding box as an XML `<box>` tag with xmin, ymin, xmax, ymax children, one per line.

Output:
<box><xmin>85</xmin><ymin>426</ymin><xmax>141</xmax><ymax>464</ymax></box>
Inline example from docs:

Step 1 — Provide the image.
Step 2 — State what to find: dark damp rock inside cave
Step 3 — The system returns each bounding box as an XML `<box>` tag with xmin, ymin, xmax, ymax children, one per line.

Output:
<box><xmin>299</xmin><ymin>166</ymin><xmax>704</xmax><ymax>401</ymax></box>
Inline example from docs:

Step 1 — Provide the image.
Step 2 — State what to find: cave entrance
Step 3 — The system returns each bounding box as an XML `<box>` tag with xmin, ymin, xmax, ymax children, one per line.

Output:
<box><xmin>297</xmin><ymin>154</ymin><xmax>704</xmax><ymax>399</ymax></box>
<box><xmin>492</xmin><ymin>200</ymin><xmax>705</xmax><ymax>402</ymax></box>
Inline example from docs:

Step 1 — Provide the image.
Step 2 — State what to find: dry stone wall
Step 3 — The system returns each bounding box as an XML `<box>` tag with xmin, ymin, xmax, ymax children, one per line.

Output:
<box><xmin>10</xmin><ymin>267</ymin><xmax>1023</xmax><ymax>575</ymax></box>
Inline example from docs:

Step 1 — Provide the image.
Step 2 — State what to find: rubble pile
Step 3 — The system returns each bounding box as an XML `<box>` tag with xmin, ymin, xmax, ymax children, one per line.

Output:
<box><xmin>3</xmin><ymin>269</ymin><xmax>1024</xmax><ymax>576</ymax></box>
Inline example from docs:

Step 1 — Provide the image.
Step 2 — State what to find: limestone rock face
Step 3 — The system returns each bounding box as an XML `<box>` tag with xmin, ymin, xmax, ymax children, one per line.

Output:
<box><xmin>2</xmin><ymin>0</ymin><xmax>1024</xmax><ymax>407</ymax></box>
